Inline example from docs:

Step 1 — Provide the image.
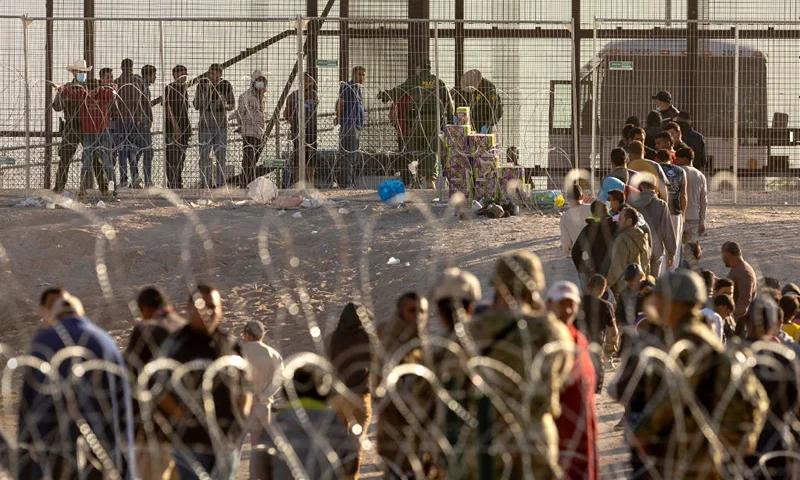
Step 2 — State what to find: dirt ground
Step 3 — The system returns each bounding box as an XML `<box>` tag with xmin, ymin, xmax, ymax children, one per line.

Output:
<box><xmin>1</xmin><ymin>188</ymin><xmax>799</xmax><ymax>478</ymax></box>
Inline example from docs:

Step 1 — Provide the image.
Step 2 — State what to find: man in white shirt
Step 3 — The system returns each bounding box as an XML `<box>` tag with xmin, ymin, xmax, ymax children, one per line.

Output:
<box><xmin>674</xmin><ymin>146</ymin><xmax>707</xmax><ymax>244</ymax></box>
<box><xmin>559</xmin><ymin>183</ymin><xmax>592</xmax><ymax>255</ymax></box>
<box><xmin>241</xmin><ymin>320</ymin><xmax>284</xmax><ymax>480</ymax></box>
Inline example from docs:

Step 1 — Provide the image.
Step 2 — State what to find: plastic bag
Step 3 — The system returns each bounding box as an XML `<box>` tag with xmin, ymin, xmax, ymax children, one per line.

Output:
<box><xmin>247</xmin><ymin>177</ymin><xmax>279</xmax><ymax>204</ymax></box>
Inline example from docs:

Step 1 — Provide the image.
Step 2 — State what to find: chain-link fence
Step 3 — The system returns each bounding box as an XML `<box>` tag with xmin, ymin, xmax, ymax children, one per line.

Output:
<box><xmin>584</xmin><ymin>19</ymin><xmax>800</xmax><ymax>205</ymax></box>
<box><xmin>0</xmin><ymin>16</ymin><xmax>574</xmax><ymax>196</ymax></box>
<box><xmin>2</xmin><ymin>15</ymin><xmax>800</xmax><ymax>204</ymax></box>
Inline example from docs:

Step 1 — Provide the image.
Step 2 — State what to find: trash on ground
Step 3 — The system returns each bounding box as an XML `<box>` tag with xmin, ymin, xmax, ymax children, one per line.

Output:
<box><xmin>277</xmin><ymin>210</ymin><xmax>286</xmax><ymax>216</ymax></box>
<box><xmin>378</xmin><ymin>179</ymin><xmax>406</xmax><ymax>207</ymax></box>
<box><xmin>338</xmin><ymin>207</ymin><xmax>352</xmax><ymax>215</ymax></box>
<box><xmin>404</xmin><ymin>262</ymin><xmax>411</xmax><ymax>267</ymax></box>
<box><xmin>387</xmin><ymin>257</ymin><xmax>401</xmax><ymax>265</ymax></box>
<box><xmin>247</xmin><ymin>177</ymin><xmax>279</xmax><ymax>204</ymax></box>
<box><xmin>273</xmin><ymin>195</ymin><xmax>304</xmax><ymax>209</ymax></box>
<box><xmin>96</xmin><ymin>200</ymin><xmax>107</xmax><ymax>208</ymax></box>
<box><xmin>292</xmin><ymin>211</ymin><xmax>303</xmax><ymax>219</ymax></box>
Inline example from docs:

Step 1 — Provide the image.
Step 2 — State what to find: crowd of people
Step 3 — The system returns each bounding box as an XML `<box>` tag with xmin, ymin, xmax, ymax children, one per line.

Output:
<box><xmin>50</xmin><ymin>55</ymin><xmax>504</xmax><ymax>194</ymax></box>
<box><xmin>50</xmin><ymin>58</ymin><xmax>370</xmax><ymax>194</ymax></box>
<box><xmin>11</xmin><ymin>235</ymin><xmax>800</xmax><ymax>480</ymax></box>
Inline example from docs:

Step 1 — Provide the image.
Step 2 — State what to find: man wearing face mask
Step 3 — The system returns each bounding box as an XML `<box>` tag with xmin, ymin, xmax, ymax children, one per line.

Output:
<box><xmin>52</xmin><ymin>59</ymin><xmax>92</xmax><ymax>193</ymax></box>
<box><xmin>651</xmin><ymin>90</ymin><xmax>680</xmax><ymax>124</ymax></box>
<box><xmin>231</xmin><ymin>70</ymin><xmax>267</xmax><ymax>186</ymax></box>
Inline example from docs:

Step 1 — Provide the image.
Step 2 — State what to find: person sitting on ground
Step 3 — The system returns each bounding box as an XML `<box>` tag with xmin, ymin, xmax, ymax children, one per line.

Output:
<box><xmin>546</xmin><ymin>281</ymin><xmax>599</xmax><ymax>480</ymax></box>
<box><xmin>560</xmin><ymin>183</ymin><xmax>593</xmax><ymax>255</ymax></box>
<box><xmin>578</xmin><ymin>274</ymin><xmax>618</xmax><ymax>392</ymax></box>
<box><xmin>760</xmin><ymin>288</ymin><xmax>800</xmax><ymax>359</ymax></box>
<box><xmin>699</xmin><ymin>294</ymin><xmax>730</xmax><ymax>342</ymax></box>
<box><xmin>258</xmin><ymin>366</ymin><xmax>360</xmax><ymax>479</ymax></box>
<box><xmin>763</xmin><ymin>277</ymin><xmax>781</xmax><ymax>291</ymax></box>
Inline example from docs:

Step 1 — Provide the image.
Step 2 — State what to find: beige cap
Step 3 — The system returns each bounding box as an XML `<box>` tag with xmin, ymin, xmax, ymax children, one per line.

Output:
<box><xmin>432</xmin><ymin>268</ymin><xmax>482</xmax><ymax>304</ymax></box>
<box><xmin>491</xmin><ymin>250</ymin><xmax>545</xmax><ymax>297</ymax></box>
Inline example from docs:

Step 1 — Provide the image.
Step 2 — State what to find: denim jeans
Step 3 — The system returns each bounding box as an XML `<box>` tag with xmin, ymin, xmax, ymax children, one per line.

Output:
<box><xmin>199</xmin><ymin>128</ymin><xmax>228</xmax><ymax>188</ymax></box>
<box><xmin>114</xmin><ymin>120</ymin><xmax>140</xmax><ymax>185</ymax></box>
<box><xmin>339</xmin><ymin>126</ymin><xmax>361</xmax><ymax>187</ymax></box>
<box><xmin>81</xmin><ymin>131</ymin><xmax>114</xmax><ymax>191</ymax></box>
<box><xmin>174</xmin><ymin>449</ymin><xmax>238</xmax><ymax>480</ymax></box>
<box><xmin>137</xmin><ymin>124</ymin><xmax>153</xmax><ymax>186</ymax></box>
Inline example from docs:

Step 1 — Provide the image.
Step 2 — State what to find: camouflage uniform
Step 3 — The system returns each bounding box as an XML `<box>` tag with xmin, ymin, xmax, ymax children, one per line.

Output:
<box><xmin>619</xmin><ymin>314</ymin><xmax>768</xmax><ymax>480</ymax></box>
<box><xmin>440</xmin><ymin>308</ymin><xmax>573</xmax><ymax>479</ymax></box>
<box><xmin>52</xmin><ymin>81</ymin><xmax>83</xmax><ymax>191</ymax></box>
<box><xmin>380</xmin><ymin>70</ymin><xmax>454</xmax><ymax>185</ymax></box>
<box><xmin>451</xmin><ymin>78</ymin><xmax>503</xmax><ymax>133</ymax></box>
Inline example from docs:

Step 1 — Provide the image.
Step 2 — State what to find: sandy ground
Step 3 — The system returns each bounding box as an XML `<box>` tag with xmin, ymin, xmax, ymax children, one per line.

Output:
<box><xmin>1</xmin><ymin>188</ymin><xmax>799</xmax><ymax>478</ymax></box>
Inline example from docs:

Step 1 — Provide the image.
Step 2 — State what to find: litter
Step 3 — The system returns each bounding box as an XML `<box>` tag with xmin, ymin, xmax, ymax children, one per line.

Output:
<box><xmin>338</xmin><ymin>207</ymin><xmax>352</xmax><ymax>215</ymax></box>
<box><xmin>387</xmin><ymin>257</ymin><xmax>401</xmax><ymax>265</ymax></box>
<box><xmin>277</xmin><ymin>210</ymin><xmax>286</xmax><ymax>216</ymax></box>
<box><xmin>378</xmin><ymin>179</ymin><xmax>406</xmax><ymax>207</ymax></box>
<box><xmin>312</xmin><ymin>230</ymin><xmax>318</xmax><ymax>234</ymax></box>
<box><xmin>292</xmin><ymin>211</ymin><xmax>303</xmax><ymax>219</ymax></box>
<box><xmin>36</xmin><ymin>281</ymin><xmax>51</xmax><ymax>287</ymax></box>
<box><xmin>247</xmin><ymin>177</ymin><xmax>279</xmax><ymax>204</ymax></box>
<box><xmin>273</xmin><ymin>196</ymin><xmax>304</xmax><ymax>209</ymax></box>
<box><xmin>96</xmin><ymin>200</ymin><xmax>107</xmax><ymax>208</ymax></box>
<box><xmin>404</xmin><ymin>262</ymin><xmax>411</xmax><ymax>267</ymax></box>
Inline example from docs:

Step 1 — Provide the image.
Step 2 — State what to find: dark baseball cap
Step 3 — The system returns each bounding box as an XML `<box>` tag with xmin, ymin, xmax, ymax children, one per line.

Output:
<box><xmin>209</xmin><ymin>63</ymin><xmax>223</xmax><ymax>72</ymax></box>
<box><xmin>121</xmin><ymin>58</ymin><xmax>134</xmax><ymax>69</ymax></box>
<box><xmin>624</xmin><ymin>263</ymin><xmax>645</xmax><ymax>281</ymax></box>
<box><xmin>651</xmin><ymin>90</ymin><xmax>672</xmax><ymax>103</ymax></box>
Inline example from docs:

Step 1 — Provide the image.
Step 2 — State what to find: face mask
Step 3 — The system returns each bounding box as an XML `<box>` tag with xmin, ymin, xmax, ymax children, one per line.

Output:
<box><xmin>655</xmin><ymin>105</ymin><xmax>662</xmax><ymax>112</ymax></box>
<box><xmin>254</xmin><ymin>81</ymin><xmax>265</xmax><ymax>90</ymax></box>
<box><xmin>76</xmin><ymin>73</ymin><xmax>87</xmax><ymax>83</ymax></box>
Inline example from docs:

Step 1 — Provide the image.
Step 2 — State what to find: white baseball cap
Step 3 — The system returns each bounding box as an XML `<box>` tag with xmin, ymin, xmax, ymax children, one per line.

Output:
<box><xmin>545</xmin><ymin>281</ymin><xmax>581</xmax><ymax>304</ymax></box>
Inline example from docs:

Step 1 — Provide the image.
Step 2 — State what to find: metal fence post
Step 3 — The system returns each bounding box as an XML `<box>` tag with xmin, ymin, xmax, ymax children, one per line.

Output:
<box><xmin>434</xmin><ymin>21</ymin><xmax>443</xmax><ymax>200</ymax></box>
<box><xmin>733</xmin><ymin>24</ymin><xmax>739</xmax><ymax>204</ymax></box>
<box><xmin>23</xmin><ymin>15</ymin><xmax>32</xmax><ymax>193</ymax></box>
<box><xmin>159</xmin><ymin>20</ymin><xmax>166</xmax><ymax>185</ymax></box>
<box><xmin>569</xmin><ymin>17</ymin><xmax>581</xmax><ymax>173</ymax></box>
<box><xmin>296</xmin><ymin>16</ymin><xmax>306</xmax><ymax>191</ymax></box>
<box><xmin>591</xmin><ymin>18</ymin><xmax>598</xmax><ymax>195</ymax></box>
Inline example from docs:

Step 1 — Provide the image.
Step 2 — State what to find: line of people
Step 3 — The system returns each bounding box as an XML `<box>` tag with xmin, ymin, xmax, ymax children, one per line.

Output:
<box><xmin>51</xmin><ymin>59</ymin><xmax>373</xmax><ymax>194</ymax></box>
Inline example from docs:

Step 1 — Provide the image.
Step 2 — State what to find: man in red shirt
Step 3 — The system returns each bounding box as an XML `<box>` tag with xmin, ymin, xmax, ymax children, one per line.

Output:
<box><xmin>56</xmin><ymin>77</ymin><xmax>117</xmax><ymax>195</ymax></box>
<box><xmin>546</xmin><ymin>281</ymin><xmax>599</xmax><ymax>480</ymax></box>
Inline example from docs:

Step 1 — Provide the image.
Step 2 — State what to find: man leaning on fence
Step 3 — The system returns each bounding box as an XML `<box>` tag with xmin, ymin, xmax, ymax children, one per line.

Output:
<box><xmin>165</xmin><ymin>65</ymin><xmax>191</xmax><ymax>189</ymax></box>
<box><xmin>194</xmin><ymin>63</ymin><xmax>235</xmax><ymax>189</ymax></box>
<box><xmin>336</xmin><ymin>65</ymin><xmax>367</xmax><ymax>188</ymax></box>
<box><xmin>52</xmin><ymin>59</ymin><xmax>91</xmax><ymax>193</ymax></box>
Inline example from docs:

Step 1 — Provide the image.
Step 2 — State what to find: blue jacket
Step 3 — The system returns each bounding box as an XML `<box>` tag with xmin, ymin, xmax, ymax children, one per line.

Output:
<box><xmin>17</xmin><ymin>315</ymin><xmax>135</xmax><ymax>479</ymax></box>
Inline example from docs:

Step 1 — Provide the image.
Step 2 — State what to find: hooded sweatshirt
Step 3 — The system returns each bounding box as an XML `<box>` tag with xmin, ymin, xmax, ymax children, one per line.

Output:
<box><xmin>607</xmin><ymin>226</ymin><xmax>651</xmax><ymax>294</ymax></box>
<box><xmin>628</xmin><ymin>191</ymin><xmax>676</xmax><ymax>261</ymax></box>
<box><xmin>328</xmin><ymin>302</ymin><xmax>373</xmax><ymax>395</ymax></box>
<box><xmin>231</xmin><ymin>70</ymin><xmax>266</xmax><ymax>138</ymax></box>
<box><xmin>571</xmin><ymin>215</ymin><xmax>617</xmax><ymax>277</ymax></box>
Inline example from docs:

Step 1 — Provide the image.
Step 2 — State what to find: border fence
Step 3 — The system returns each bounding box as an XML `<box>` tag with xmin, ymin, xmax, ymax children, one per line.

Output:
<box><xmin>0</xmin><ymin>15</ymin><xmax>799</xmax><ymax>204</ymax></box>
